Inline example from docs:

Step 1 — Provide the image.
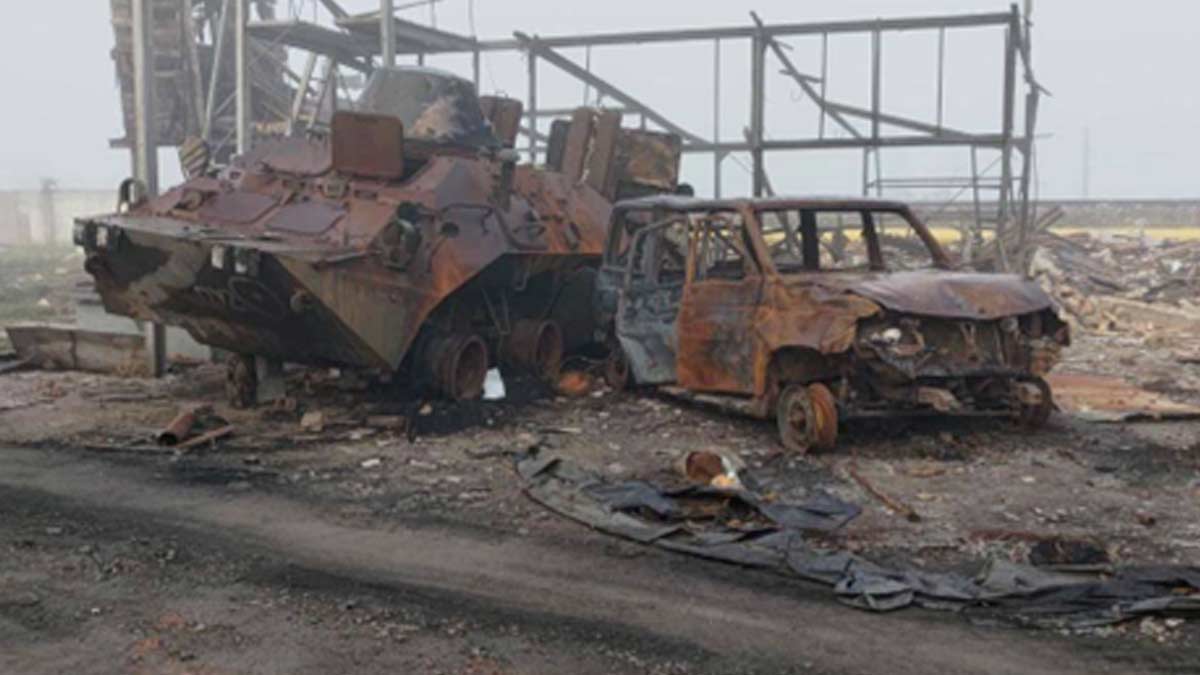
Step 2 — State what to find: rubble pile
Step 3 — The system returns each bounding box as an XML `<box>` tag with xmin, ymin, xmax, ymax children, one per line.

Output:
<box><xmin>1027</xmin><ymin>231</ymin><xmax>1200</xmax><ymax>336</ymax></box>
<box><xmin>1019</xmin><ymin>230</ymin><xmax>1200</xmax><ymax>403</ymax></box>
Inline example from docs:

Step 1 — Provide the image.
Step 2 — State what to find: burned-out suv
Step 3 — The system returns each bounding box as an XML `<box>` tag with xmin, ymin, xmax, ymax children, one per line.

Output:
<box><xmin>595</xmin><ymin>196</ymin><xmax>1069</xmax><ymax>453</ymax></box>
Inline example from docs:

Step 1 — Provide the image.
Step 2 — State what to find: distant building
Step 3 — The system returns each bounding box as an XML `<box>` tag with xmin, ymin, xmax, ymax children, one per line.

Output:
<box><xmin>0</xmin><ymin>192</ymin><xmax>33</xmax><ymax>246</ymax></box>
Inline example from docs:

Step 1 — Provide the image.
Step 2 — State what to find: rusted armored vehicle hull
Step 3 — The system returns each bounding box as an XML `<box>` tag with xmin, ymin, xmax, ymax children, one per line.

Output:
<box><xmin>596</xmin><ymin>197</ymin><xmax>1070</xmax><ymax>453</ymax></box>
<box><xmin>77</xmin><ymin>67</ymin><xmax>681</xmax><ymax>404</ymax></box>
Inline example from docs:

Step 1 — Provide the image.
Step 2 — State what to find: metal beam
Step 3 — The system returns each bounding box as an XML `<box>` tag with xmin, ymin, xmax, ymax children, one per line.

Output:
<box><xmin>741</xmin><ymin>129</ymin><xmax>777</xmax><ymax>197</ymax></box>
<box><xmin>317</xmin><ymin>0</ymin><xmax>349</xmax><ymax>19</ymax></box>
<box><xmin>131</xmin><ymin>0</ymin><xmax>158</xmax><ymax>196</ymax></box>
<box><xmin>517</xmin><ymin>124</ymin><xmax>550</xmax><ymax>143</ymax></box>
<box><xmin>753</xmin><ymin>13</ymin><xmax>861</xmax><ymax>140</ymax></box>
<box><xmin>871</xmin><ymin>27</ymin><xmax>882</xmax><ymax>141</ymax></box>
<box><xmin>713</xmin><ymin>38</ymin><xmax>722</xmax><ymax>198</ymax></box>
<box><xmin>132</xmin><ymin>0</ymin><xmax>165</xmax><ymax>378</ymax></box>
<box><xmin>246</xmin><ymin>20</ymin><xmax>376</xmax><ymax>71</ymax></box>
<box><xmin>515</xmin><ymin>32</ymin><xmax>705</xmax><ymax>145</ymax></box>
<box><xmin>235</xmin><ymin>0</ymin><xmax>252</xmax><ymax>154</ymax></box>
<box><xmin>750</xmin><ymin>30</ymin><xmax>766</xmax><ymax>196</ymax></box>
<box><xmin>997</xmin><ymin>8</ymin><xmax>1018</xmax><ymax>257</ymax></box>
<box><xmin>530</xmin><ymin>106</ymin><xmax>629</xmax><ymax>118</ymax></box>
<box><xmin>381</xmin><ymin>0</ymin><xmax>396</xmax><ymax>67</ymax></box>
<box><xmin>822</xmin><ymin>99</ymin><xmax>974</xmax><ymax>139</ymax></box>
<box><xmin>678</xmin><ymin>134</ymin><xmax>1021</xmax><ymax>154</ymax></box>
<box><xmin>183</xmin><ymin>0</ymin><xmax>206</xmax><ymax>134</ymax></box>
<box><xmin>477</xmin><ymin>12</ymin><xmax>1014</xmax><ymax>54</ymax></box>
<box><xmin>203</xmin><ymin>0</ymin><xmax>231</xmax><ymax>141</ymax></box>
<box><xmin>339</xmin><ymin>12</ymin><xmax>478</xmax><ymax>53</ymax></box>
<box><xmin>527</xmin><ymin>48</ymin><xmax>538</xmax><ymax>162</ymax></box>
<box><xmin>288</xmin><ymin>52</ymin><xmax>319</xmax><ymax>135</ymax></box>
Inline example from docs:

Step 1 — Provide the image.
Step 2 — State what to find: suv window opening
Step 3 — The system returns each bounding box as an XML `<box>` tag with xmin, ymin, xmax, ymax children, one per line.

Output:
<box><xmin>693</xmin><ymin>213</ymin><xmax>751</xmax><ymax>282</ymax></box>
<box><xmin>758</xmin><ymin>207</ymin><xmax>937</xmax><ymax>274</ymax></box>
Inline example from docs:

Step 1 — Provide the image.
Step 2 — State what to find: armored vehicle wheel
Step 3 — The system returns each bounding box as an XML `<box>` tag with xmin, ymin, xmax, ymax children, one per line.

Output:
<box><xmin>777</xmin><ymin>382</ymin><xmax>839</xmax><ymax>454</ymax></box>
<box><xmin>225</xmin><ymin>354</ymin><xmax>256</xmax><ymax>409</ymax></box>
<box><xmin>429</xmin><ymin>334</ymin><xmax>489</xmax><ymax>401</ymax></box>
<box><xmin>604</xmin><ymin>345</ymin><xmax>632</xmax><ymax>391</ymax></box>
<box><xmin>501</xmin><ymin>320</ymin><xmax>564</xmax><ymax>382</ymax></box>
<box><xmin>1015</xmin><ymin>376</ymin><xmax>1053</xmax><ymax>428</ymax></box>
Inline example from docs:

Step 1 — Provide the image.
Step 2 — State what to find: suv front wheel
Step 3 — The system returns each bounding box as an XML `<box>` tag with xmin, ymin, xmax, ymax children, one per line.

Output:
<box><xmin>776</xmin><ymin>382</ymin><xmax>839</xmax><ymax>454</ymax></box>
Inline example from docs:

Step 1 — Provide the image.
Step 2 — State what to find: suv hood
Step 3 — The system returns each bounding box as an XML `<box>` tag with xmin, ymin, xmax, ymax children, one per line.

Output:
<box><xmin>807</xmin><ymin>270</ymin><xmax>1055</xmax><ymax>320</ymax></box>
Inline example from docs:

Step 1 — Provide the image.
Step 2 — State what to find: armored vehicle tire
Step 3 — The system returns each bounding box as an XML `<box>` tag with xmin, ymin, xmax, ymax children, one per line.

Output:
<box><xmin>501</xmin><ymin>320</ymin><xmax>564</xmax><ymax>382</ymax></box>
<box><xmin>777</xmin><ymin>383</ymin><xmax>839</xmax><ymax>454</ymax></box>
<box><xmin>428</xmin><ymin>334</ymin><xmax>489</xmax><ymax>401</ymax></box>
<box><xmin>604</xmin><ymin>345</ymin><xmax>632</xmax><ymax>391</ymax></box>
<box><xmin>1016</xmin><ymin>376</ymin><xmax>1054</xmax><ymax>429</ymax></box>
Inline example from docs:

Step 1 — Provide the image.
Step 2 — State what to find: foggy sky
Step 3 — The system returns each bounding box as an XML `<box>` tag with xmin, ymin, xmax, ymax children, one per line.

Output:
<box><xmin>0</xmin><ymin>0</ymin><xmax>1196</xmax><ymax>199</ymax></box>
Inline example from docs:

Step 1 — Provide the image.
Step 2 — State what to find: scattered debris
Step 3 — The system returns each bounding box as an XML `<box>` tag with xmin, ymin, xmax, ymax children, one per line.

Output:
<box><xmin>1048</xmin><ymin>373</ymin><xmax>1200</xmax><ymax>422</ymax></box>
<box><xmin>361</xmin><ymin>458</ymin><xmax>383</xmax><ymax>469</ymax></box>
<box><xmin>519</xmin><ymin>451</ymin><xmax>1200</xmax><ymax>628</ymax></box>
<box><xmin>0</xmin><ymin>357</ymin><xmax>32</xmax><ymax>376</ymax></box>
<box><xmin>156</xmin><ymin>407</ymin><xmax>201</xmax><ymax>446</ymax></box>
<box><xmin>176</xmin><ymin>425</ymin><xmax>234</xmax><ymax>452</ymax></box>
<box><xmin>0</xmin><ymin>591</ymin><xmax>41</xmax><ymax>608</ymax></box>
<box><xmin>483</xmin><ymin>368</ymin><xmax>506</xmax><ymax>401</ymax></box>
<box><xmin>1028</xmin><ymin>537</ymin><xmax>1111</xmax><ymax>568</ymax></box>
<box><xmin>1135</xmin><ymin>511</ymin><xmax>1158</xmax><ymax>528</ymax></box>
<box><xmin>1027</xmin><ymin>231</ymin><xmax>1200</xmax><ymax>331</ymax></box>
<box><xmin>677</xmin><ymin>450</ymin><xmax>744</xmax><ymax>490</ymax></box>
<box><xmin>846</xmin><ymin>460</ymin><xmax>921</xmax><ymax>523</ymax></box>
<box><xmin>555</xmin><ymin>371</ymin><xmax>594</xmax><ymax>398</ymax></box>
<box><xmin>300</xmin><ymin>411</ymin><xmax>326</xmax><ymax>433</ymax></box>
<box><xmin>365</xmin><ymin>415</ymin><xmax>407</xmax><ymax>430</ymax></box>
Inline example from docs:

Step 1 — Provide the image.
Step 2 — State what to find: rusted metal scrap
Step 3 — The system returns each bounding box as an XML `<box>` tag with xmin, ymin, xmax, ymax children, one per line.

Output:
<box><xmin>846</xmin><ymin>460</ymin><xmax>921</xmax><ymax>523</ymax></box>
<box><xmin>594</xmin><ymin>196</ymin><xmax>1071</xmax><ymax>453</ymax></box>
<box><xmin>156</xmin><ymin>407</ymin><xmax>199</xmax><ymax>446</ymax></box>
<box><xmin>75</xmin><ymin>67</ymin><xmax>682</xmax><ymax>406</ymax></box>
<box><xmin>176</xmin><ymin>425</ymin><xmax>234</xmax><ymax>452</ymax></box>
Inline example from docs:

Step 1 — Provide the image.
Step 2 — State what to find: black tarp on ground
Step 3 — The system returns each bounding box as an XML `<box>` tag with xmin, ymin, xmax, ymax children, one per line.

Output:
<box><xmin>517</xmin><ymin>451</ymin><xmax>1200</xmax><ymax>628</ymax></box>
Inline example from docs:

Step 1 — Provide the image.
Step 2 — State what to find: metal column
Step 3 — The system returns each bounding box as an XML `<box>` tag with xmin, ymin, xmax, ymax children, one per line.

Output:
<box><xmin>997</xmin><ymin>9</ymin><xmax>1018</xmax><ymax>261</ymax></box>
<box><xmin>712</xmin><ymin>38</ymin><xmax>722</xmax><ymax>198</ymax></box>
<box><xmin>472</xmin><ymin>48</ymin><xmax>481</xmax><ymax>91</ymax></box>
<box><xmin>749</xmin><ymin>31</ymin><xmax>766</xmax><ymax>197</ymax></box>
<box><xmin>132</xmin><ymin>0</ymin><xmax>165</xmax><ymax>377</ymax></box>
<box><xmin>203</xmin><ymin>0</ymin><xmax>231</xmax><ymax>141</ymax></box>
<box><xmin>381</xmin><ymin>0</ymin><xmax>396</xmax><ymax>67</ymax></box>
<box><xmin>235</xmin><ymin>0</ymin><xmax>252</xmax><ymax>155</ymax></box>
<box><xmin>527</xmin><ymin>46</ymin><xmax>538</xmax><ymax>163</ymax></box>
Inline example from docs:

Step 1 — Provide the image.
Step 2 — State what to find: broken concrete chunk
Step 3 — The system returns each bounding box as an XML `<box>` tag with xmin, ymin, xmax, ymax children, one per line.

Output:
<box><xmin>300</xmin><ymin>411</ymin><xmax>326</xmax><ymax>433</ymax></box>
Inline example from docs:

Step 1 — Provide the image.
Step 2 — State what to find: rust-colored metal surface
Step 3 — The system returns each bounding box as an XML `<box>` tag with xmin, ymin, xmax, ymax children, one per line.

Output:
<box><xmin>479</xmin><ymin>95</ymin><xmax>524</xmax><ymax>148</ymax></box>
<box><xmin>76</xmin><ymin>67</ymin><xmax>682</xmax><ymax>401</ymax></box>
<box><xmin>331</xmin><ymin>112</ymin><xmax>406</xmax><ymax>179</ymax></box>
<box><xmin>596</xmin><ymin>196</ymin><xmax>1071</xmax><ymax>449</ymax></box>
<box><xmin>1047</xmin><ymin>373</ymin><xmax>1200</xmax><ymax>422</ymax></box>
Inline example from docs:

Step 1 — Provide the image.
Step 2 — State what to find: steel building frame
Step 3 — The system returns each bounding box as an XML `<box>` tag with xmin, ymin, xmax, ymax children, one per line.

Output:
<box><xmin>127</xmin><ymin>1</ymin><xmax>1042</xmax><ymax>257</ymax></box>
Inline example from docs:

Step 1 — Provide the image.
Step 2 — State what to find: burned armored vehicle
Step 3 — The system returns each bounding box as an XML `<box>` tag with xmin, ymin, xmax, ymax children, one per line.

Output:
<box><xmin>76</xmin><ymin>67</ymin><xmax>682</xmax><ymax>405</ymax></box>
<box><xmin>595</xmin><ymin>197</ymin><xmax>1070</xmax><ymax>453</ymax></box>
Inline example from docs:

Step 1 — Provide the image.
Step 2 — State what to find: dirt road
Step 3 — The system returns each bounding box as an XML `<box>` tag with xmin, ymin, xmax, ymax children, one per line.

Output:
<box><xmin>2</xmin><ymin>447</ymin><xmax>1191</xmax><ymax>675</ymax></box>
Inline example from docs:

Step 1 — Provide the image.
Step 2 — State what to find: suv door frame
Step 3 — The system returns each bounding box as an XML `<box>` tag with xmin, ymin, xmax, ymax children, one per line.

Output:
<box><xmin>675</xmin><ymin>204</ymin><xmax>767</xmax><ymax>395</ymax></box>
<box><xmin>612</xmin><ymin>215</ymin><xmax>690</xmax><ymax>385</ymax></box>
